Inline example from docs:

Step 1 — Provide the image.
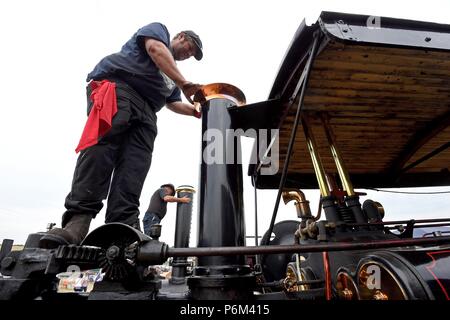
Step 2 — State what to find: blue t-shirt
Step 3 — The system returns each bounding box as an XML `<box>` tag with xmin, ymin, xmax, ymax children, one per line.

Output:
<box><xmin>87</xmin><ymin>22</ymin><xmax>182</xmax><ymax>112</ymax></box>
<box><xmin>145</xmin><ymin>188</ymin><xmax>170</xmax><ymax>219</ymax></box>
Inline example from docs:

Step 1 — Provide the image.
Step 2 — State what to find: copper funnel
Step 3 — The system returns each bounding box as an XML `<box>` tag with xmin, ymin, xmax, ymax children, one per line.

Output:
<box><xmin>193</xmin><ymin>83</ymin><xmax>246</xmax><ymax>110</ymax></box>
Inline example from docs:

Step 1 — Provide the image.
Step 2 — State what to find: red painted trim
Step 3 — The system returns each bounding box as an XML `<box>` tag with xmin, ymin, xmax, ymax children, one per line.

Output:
<box><xmin>425</xmin><ymin>250</ymin><xmax>450</xmax><ymax>300</ymax></box>
<box><xmin>322</xmin><ymin>251</ymin><xmax>332</xmax><ymax>300</ymax></box>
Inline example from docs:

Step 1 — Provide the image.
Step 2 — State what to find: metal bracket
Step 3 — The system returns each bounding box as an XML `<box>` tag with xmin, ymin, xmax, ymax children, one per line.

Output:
<box><xmin>336</xmin><ymin>20</ymin><xmax>357</xmax><ymax>40</ymax></box>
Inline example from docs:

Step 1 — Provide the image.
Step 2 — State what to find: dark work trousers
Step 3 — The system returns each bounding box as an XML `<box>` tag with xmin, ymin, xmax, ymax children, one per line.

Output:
<box><xmin>142</xmin><ymin>212</ymin><xmax>161</xmax><ymax>236</ymax></box>
<box><xmin>62</xmin><ymin>81</ymin><xmax>158</xmax><ymax>228</ymax></box>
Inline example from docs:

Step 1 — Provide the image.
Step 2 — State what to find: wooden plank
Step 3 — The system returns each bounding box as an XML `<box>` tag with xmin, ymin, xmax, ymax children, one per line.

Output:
<box><xmin>312</xmin><ymin>60</ymin><xmax>450</xmax><ymax>80</ymax></box>
<box><xmin>388</xmin><ymin>111</ymin><xmax>450</xmax><ymax>173</ymax></box>
<box><xmin>317</xmin><ymin>47</ymin><xmax>450</xmax><ymax>70</ymax></box>
<box><xmin>304</xmin><ymin>87</ymin><xmax>450</xmax><ymax>102</ymax></box>
<box><xmin>324</xmin><ymin>42</ymin><xmax>450</xmax><ymax>61</ymax></box>
<box><xmin>299</xmin><ymin>100</ymin><xmax>449</xmax><ymax>110</ymax></box>
<box><xmin>281</xmin><ymin>117</ymin><xmax>420</xmax><ymax>125</ymax></box>
<box><xmin>302</xmin><ymin>95</ymin><xmax>449</xmax><ymax>106</ymax></box>
<box><xmin>307</xmin><ymin>79</ymin><xmax>450</xmax><ymax>96</ymax></box>
<box><xmin>309</xmin><ymin>70</ymin><xmax>450</xmax><ymax>87</ymax></box>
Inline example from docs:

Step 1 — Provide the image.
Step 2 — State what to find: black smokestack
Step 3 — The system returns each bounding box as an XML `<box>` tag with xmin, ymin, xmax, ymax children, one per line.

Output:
<box><xmin>170</xmin><ymin>185</ymin><xmax>195</xmax><ymax>285</ymax></box>
<box><xmin>188</xmin><ymin>84</ymin><xmax>255</xmax><ymax>300</ymax></box>
<box><xmin>196</xmin><ymin>89</ymin><xmax>246</xmax><ymax>267</ymax></box>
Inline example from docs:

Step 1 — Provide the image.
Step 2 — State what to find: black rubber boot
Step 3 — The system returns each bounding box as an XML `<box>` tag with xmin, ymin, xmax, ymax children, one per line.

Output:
<box><xmin>39</xmin><ymin>214</ymin><xmax>93</xmax><ymax>249</ymax></box>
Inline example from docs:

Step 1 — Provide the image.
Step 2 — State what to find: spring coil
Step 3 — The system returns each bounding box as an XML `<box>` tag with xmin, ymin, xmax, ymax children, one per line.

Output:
<box><xmin>337</xmin><ymin>205</ymin><xmax>356</xmax><ymax>224</ymax></box>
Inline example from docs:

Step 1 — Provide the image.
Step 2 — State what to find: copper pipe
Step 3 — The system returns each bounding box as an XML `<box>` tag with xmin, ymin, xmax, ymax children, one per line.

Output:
<box><xmin>321</xmin><ymin>116</ymin><xmax>355</xmax><ymax>196</ymax></box>
<box><xmin>322</xmin><ymin>252</ymin><xmax>332</xmax><ymax>300</ymax></box>
<box><xmin>282</xmin><ymin>189</ymin><xmax>312</xmax><ymax>219</ymax></box>
<box><xmin>301</xmin><ymin>116</ymin><xmax>331</xmax><ymax>197</ymax></box>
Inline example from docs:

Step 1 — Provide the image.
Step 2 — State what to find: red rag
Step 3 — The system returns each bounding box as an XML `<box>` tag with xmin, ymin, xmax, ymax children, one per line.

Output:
<box><xmin>75</xmin><ymin>80</ymin><xmax>118</xmax><ymax>153</ymax></box>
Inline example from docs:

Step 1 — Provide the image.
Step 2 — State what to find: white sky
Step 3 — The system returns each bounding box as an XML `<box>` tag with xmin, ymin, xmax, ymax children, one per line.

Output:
<box><xmin>0</xmin><ymin>0</ymin><xmax>449</xmax><ymax>245</ymax></box>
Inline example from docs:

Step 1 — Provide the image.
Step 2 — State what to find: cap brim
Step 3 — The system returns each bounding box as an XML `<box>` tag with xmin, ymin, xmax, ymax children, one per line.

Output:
<box><xmin>194</xmin><ymin>48</ymin><xmax>203</xmax><ymax>60</ymax></box>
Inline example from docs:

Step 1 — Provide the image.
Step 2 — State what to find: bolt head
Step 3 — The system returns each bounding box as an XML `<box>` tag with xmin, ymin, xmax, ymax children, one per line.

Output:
<box><xmin>1</xmin><ymin>256</ymin><xmax>15</xmax><ymax>269</ymax></box>
<box><xmin>106</xmin><ymin>245</ymin><xmax>121</xmax><ymax>260</ymax></box>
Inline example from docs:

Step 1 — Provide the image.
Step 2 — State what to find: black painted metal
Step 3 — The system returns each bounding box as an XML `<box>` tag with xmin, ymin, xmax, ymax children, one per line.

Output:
<box><xmin>387</xmin><ymin>223</ymin><xmax>450</xmax><ymax>230</ymax></box>
<box><xmin>170</xmin><ymin>186</ymin><xmax>195</xmax><ymax>285</ymax></box>
<box><xmin>189</xmin><ymin>96</ymin><xmax>252</xmax><ymax>300</ymax></box>
<box><xmin>0</xmin><ymin>239</ymin><xmax>13</xmax><ymax>262</ymax></box>
<box><xmin>255</xmin><ymin>171</ymin><xmax>450</xmax><ymax>190</ymax></box>
<box><xmin>262</xmin><ymin>33</ymin><xmax>321</xmax><ymax>246</ymax></box>
<box><xmin>24</xmin><ymin>232</ymin><xmax>47</xmax><ymax>248</ymax></box>
<box><xmin>345</xmin><ymin>195</ymin><xmax>368</xmax><ymax>225</ymax></box>
<box><xmin>401</xmin><ymin>141</ymin><xmax>450</xmax><ymax>173</ymax></box>
<box><xmin>347</xmin><ymin>217</ymin><xmax>450</xmax><ymax>227</ymax></box>
<box><xmin>356</xmin><ymin>252</ymin><xmax>431</xmax><ymax>299</ymax></box>
<box><xmin>188</xmin><ymin>273</ymin><xmax>256</xmax><ymax>300</ymax></box>
<box><xmin>319</xmin><ymin>11</ymin><xmax>450</xmax><ymax>51</ymax></box>
<box><xmin>0</xmin><ymin>247</ymin><xmax>55</xmax><ymax>299</ymax></box>
<box><xmin>252</xmin><ymin>175</ymin><xmax>259</xmax><ymax>247</ymax></box>
<box><xmin>169</xmin><ymin>236</ymin><xmax>450</xmax><ymax>257</ymax></box>
<box><xmin>393</xmin><ymin>249</ymin><xmax>450</xmax><ymax>300</ymax></box>
<box><xmin>196</xmin><ymin>98</ymin><xmax>246</xmax><ymax>266</ymax></box>
<box><xmin>88</xmin><ymin>281</ymin><xmax>160</xmax><ymax>300</ymax></box>
<box><xmin>259</xmin><ymin>221</ymin><xmax>300</xmax><ymax>282</ymax></box>
<box><xmin>322</xmin><ymin>196</ymin><xmax>341</xmax><ymax>223</ymax></box>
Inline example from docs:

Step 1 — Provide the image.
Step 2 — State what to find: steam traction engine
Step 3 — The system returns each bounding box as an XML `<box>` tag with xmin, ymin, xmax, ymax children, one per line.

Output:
<box><xmin>1</xmin><ymin>12</ymin><xmax>450</xmax><ymax>300</ymax></box>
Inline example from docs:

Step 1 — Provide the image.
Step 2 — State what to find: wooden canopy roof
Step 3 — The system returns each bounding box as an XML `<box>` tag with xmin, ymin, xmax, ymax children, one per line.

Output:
<box><xmin>241</xmin><ymin>12</ymin><xmax>450</xmax><ymax>189</ymax></box>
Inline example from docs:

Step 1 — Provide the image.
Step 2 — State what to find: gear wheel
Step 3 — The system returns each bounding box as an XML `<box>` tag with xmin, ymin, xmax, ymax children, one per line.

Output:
<box><xmin>98</xmin><ymin>241</ymin><xmax>138</xmax><ymax>281</ymax></box>
<box><xmin>55</xmin><ymin>244</ymin><xmax>103</xmax><ymax>263</ymax></box>
<box><xmin>54</xmin><ymin>243</ymin><xmax>138</xmax><ymax>282</ymax></box>
<box><xmin>79</xmin><ymin>223</ymin><xmax>149</xmax><ymax>282</ymax></box>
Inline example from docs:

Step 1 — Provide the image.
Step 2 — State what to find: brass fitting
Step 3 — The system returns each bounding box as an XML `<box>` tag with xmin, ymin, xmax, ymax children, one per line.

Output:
<box><xmin>373</xmin><ymin>290</ymin><xmax>389</xmax><ymax>300</ymax></box>
<box><xmin>282</xmin><ymin>189</ymin><xmax>312</xmax><ymax>219</ymax></box>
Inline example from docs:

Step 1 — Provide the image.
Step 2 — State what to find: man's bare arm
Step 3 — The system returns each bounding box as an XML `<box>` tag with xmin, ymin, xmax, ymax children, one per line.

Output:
<box><xmin>166</xmin><ymin>101</ymin><xmax>199</xmax><ymax>117</ymax></box>
<box><xmin>163</xmin><ymin>195</ymin><xmax>191</xmax><ymax>203</ymax></box>
<box><xmin>144</xmin><ymin>38</ymin><xmax>202</xmax><ymax>103</ymax></box>
<box><xmin>144</xmin><ymin>38</ymin><xmax>187</xmax><ymax>88</ymax></box>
